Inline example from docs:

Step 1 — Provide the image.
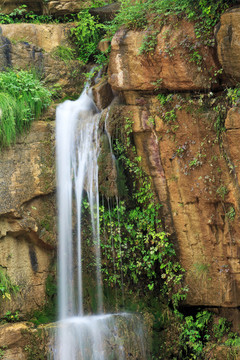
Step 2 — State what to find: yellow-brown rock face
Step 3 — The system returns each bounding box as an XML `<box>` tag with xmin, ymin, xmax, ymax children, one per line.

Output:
<box><xmin>0</xmin><ymin>322</ymin><xmax>29</xmax><ymax>360</ymax></box>
<box><xmin>0</xmin><ymin>122</ymin><xmax>56</xmax><ymax>316</ymax></box>
<box><xmin>109</xmin><ymin>94</ymin><xmax>240</xmax><ymax>308</ymax></box>
<box><xmin>107</xmin><ymin>12</ymin><xmax>240</xmax><ymax>308</ymax></box>
<box><xmin>0</xmin><ymin>24</ymin><xmax>86</xmax><ymax>97</ymax></box>
<box><xmin>108</xmin><ymin>21</ymin><xmax>221</xmax><ymax>92</ymax></box>
<box><xmin>216</xmin><ymin>8</ymin><xmax>240</xmax><ymax>83</ymax></box>
<box><xmin>1</xmin><ymin>23</ymin><xmax>73</xmax><ymax>52</ymax></box>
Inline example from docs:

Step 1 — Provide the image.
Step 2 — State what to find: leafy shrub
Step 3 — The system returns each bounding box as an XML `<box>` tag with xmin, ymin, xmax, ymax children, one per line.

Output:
<box><xmin>0</xmin><ymin>5</ymin><xmax>56</xmax><ymax>24</ymax></box>
<box><xmin>227</xmin><ymin>86</ymin><xmax>240</xmax><ymax>107</ymax></box>
<box><xmin>111</xmin><ymin>0</ymin><xmax>235</xmax><ymax>45</ymax></box>
<box><xmin>3</xmin><ymin>310</ymin><xmax>20</xmax><ymax>322</ymax></box>
<box><xmin>99</xmin><ymin>117</ymin><xmax>187</xmax><ymax>308</ymax></box>
<box><xmin>71</xmin><ymin>10</ymin><xmax>106</xmax><ymax>63</ymax></box>
<box><xmin>0</xmin><ymin>69</ymin><xmax>51</xmax><ymax>147</ymax></box>
<box><xmin>179</xmin><ymin>311</ymin><xmax>212</xmax><ymax>359</ymax></box>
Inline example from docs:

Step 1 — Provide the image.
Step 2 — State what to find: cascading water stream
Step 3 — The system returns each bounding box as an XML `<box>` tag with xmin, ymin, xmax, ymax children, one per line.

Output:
<box><xmin>51</xmin><ymin>81</ymin><xmax>148</xmax><ymax>360</ymax></box>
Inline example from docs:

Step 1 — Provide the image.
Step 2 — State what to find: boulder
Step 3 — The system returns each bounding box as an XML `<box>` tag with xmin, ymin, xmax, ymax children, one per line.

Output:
<box><xmin>108</xmin><ymin>20</ymin><xmax>222</xmax><ymax>92</ymax></box>
<box><xmin>92</xmin><ymin>78</ymin><xmax>114</xmax><ymax>110</ymax></box>
<box><xmin>89</xmin><ymin>3</ymin><xmax>120</xmax><ymax>22</ymax></box>
<box><xmin>47</xmin><ymin>0</ymin><xmax>90</xmax><ymax>16</ymax></box>
<box><xmin>0</xmin><ymin>322</ymin><xmax>29</xmax><ymax>360</ymax></box>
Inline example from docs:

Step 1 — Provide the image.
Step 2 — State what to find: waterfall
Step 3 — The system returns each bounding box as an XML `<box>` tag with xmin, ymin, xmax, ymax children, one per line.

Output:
<box><xmin>51</xmin><ymin>82</ymin><xmax>148</xmax><ymax>360</ymax></box>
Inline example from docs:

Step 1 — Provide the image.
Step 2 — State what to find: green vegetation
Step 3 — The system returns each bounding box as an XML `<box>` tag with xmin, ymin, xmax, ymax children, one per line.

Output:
<box><xmin>227</xmin><ymin>86</ymin><xmax>240</xmax><ymax>107</ymax></box>
<box><xmin>0</xmin><ymin>266</ymin><xmax>19</xmax><ymax>301</ymax></box>
<box><xmin>0</xmin><ymin>5</ymin><xmax>57</xmax><ymax>24</ymax></box>
<box><xmin>226</xmin><ymin>206</ymin><xmax>236</xmax><ymax>221</ymax></box>
<box><xmin>0</xmin><ymin>1</ymin><xmax>111</xmax><ymax>24</ymax></box>
<box><xmin>111</xmin><ymin>0</ymin><xmax>234</xmax><ymax>44</ymax></box>
<box><xmin>139</xmin><ymin>31</ymin><xmax>159</xmax><ymax>55</ymax></box>
<box><xmin>51</xmin><ymin>45</ymin><xmax>76</xmax><ymax>64</ymax></box>
<box><xmin>161</xmin><ymin>310</ymin><xmax>240</xmax><ymax>360</ymax></box>
<box><xmin>178</xmin><ymin>311</ymin><xmax>212</xmax><ymax>359</ymax></box>
<box><xmin>0</xmin><ymin>69</ymin><xmax>51</xmax><ymax>148</ymax></box>
<box><xmin>2</xmin><ymin>310</ymin><xmax>20</xmax><ymax>323</ymax></box>
<box><xmin>0</xmin><ymin>347</ymin><xmax>7</xmax><ymax>359</ymax></box>
<box><xmin>98</xmin><ymin>117</ymin><xmax>187</xmax><ymax>308</ymax></box>
<box><xmin>216</xmin><ymin>184</ymin><xmax>229</xmax><ymax>200</ymax></box>
<box><xmin>70</xmin><ymin>10</ymin><xmax>107</xmax><ymax>64</ymax></box>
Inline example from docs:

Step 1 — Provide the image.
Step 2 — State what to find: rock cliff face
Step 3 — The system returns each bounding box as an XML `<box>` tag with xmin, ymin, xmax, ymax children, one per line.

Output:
<box><xmin>108</xmin><ymin>10</ymin><xmax>240</xmax><ymax>309</ymax></box>
<box><xmin>0</xmin><ymin>121</ymin><xmax>56</xmax><ymax>317</ymax></box>
<box><xmin>0</xmin><ymin>23</ymin><xmax>86</xmax><ymax>97</ymax></box>
<box><xmin>108</xmin><ymin>21</ymin><xmax>223</xmax><ymax>92</ymax></box>
<box><xmin>0</xmin><ymin>3</ymin><xmax>240</xmax><ymax>358</ymax></box>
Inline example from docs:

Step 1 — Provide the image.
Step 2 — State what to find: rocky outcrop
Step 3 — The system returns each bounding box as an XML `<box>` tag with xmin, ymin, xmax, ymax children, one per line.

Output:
<box><xmin>108</xmin><ymin>21</ymin><xmax>223</xmax><ymax>92</ymax></box>
<box><xmin>108</xmin><ymin>97</ymin><xmax>240</xmax><ymax>308</ymax></box>
<box><xmin>0</xmin><ymin>121</ymin><xmax>56</xmax><ymax>316</ymax></box>
<box><xmin>0</xmin><ymin>23</ymin><xmax>73</xmax><ymax>52</ymax></box>
<box><xmin>1</xmin><ymin>0</ymin><xmax>116</xmax><ymax>16</ymax></box>
<box><xmin>107</xmin><ymin>14</ymin><xmax>240</xmax><ymax>309</ymax></box>
<box><xmin>0</xmin><ymin>24</ymin><xmax>86</xmax><ymax>97</ymax></box>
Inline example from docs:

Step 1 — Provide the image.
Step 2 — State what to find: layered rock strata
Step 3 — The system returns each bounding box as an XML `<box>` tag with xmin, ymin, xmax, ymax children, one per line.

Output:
<box><xmin>107</xmin><ymin>12</ymin><xmax>240</xmax><ymax>308</ymax></box>
<box><xmin>0</xmin><ymin>23</ymin><xmax>86</xmax><ymax>97</ymax></box>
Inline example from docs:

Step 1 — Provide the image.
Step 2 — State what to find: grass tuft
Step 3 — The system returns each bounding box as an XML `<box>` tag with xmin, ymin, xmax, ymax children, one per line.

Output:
<box><xmin>0</xmin><ymin>69</ymin><xmax>51</xmax><ymax>148</ymax></box>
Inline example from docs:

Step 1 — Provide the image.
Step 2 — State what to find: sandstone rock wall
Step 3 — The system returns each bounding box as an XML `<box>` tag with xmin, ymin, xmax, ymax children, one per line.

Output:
<box><xmin>0</xmin><ymin>122</ymin><xmax>56</xmax><ymax>317</ymax></box>
<box><xmin>107</xmin><ymin>10</ymin><xmax>240</xmax><ymax>309</ymax></box>
<box><xmin>0</xmin><ymin>23</ymin><xmax>86</xmax><ymax>97</ymax></box>
<box><xmin>108</xmin><ymin>20</ymin><xmax>224</xmax><ymax>92</ymax></box>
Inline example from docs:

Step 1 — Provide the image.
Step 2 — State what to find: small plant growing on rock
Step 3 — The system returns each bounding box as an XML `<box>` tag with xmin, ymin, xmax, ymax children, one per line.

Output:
<box><xmin>0</xmin><ymin>69</ymin><xmax>51</xmax><ymax>148</ymax></box>
<box><xmin>226</xmin><ymin>206</ymin><xmax>235</xmax><ymax>221</ymax></box>
<box><xmin>0</xmin><ymin>267</ymin><xmax>19</xmax><ymax>301</ymax></box>
<box><xmin>3</xmin><ymin>310</ymin><xmax>20</xmax><ymax>322</ymax></box>
<box><xmin>216</xmin><ymin>185</ymin><xmax>228</xmax><ymax>200</ymax></box>
<box><xmin>139</xmin><ymin>31</ymin><xmax>159</xmax><ymax>55</ymax></box>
